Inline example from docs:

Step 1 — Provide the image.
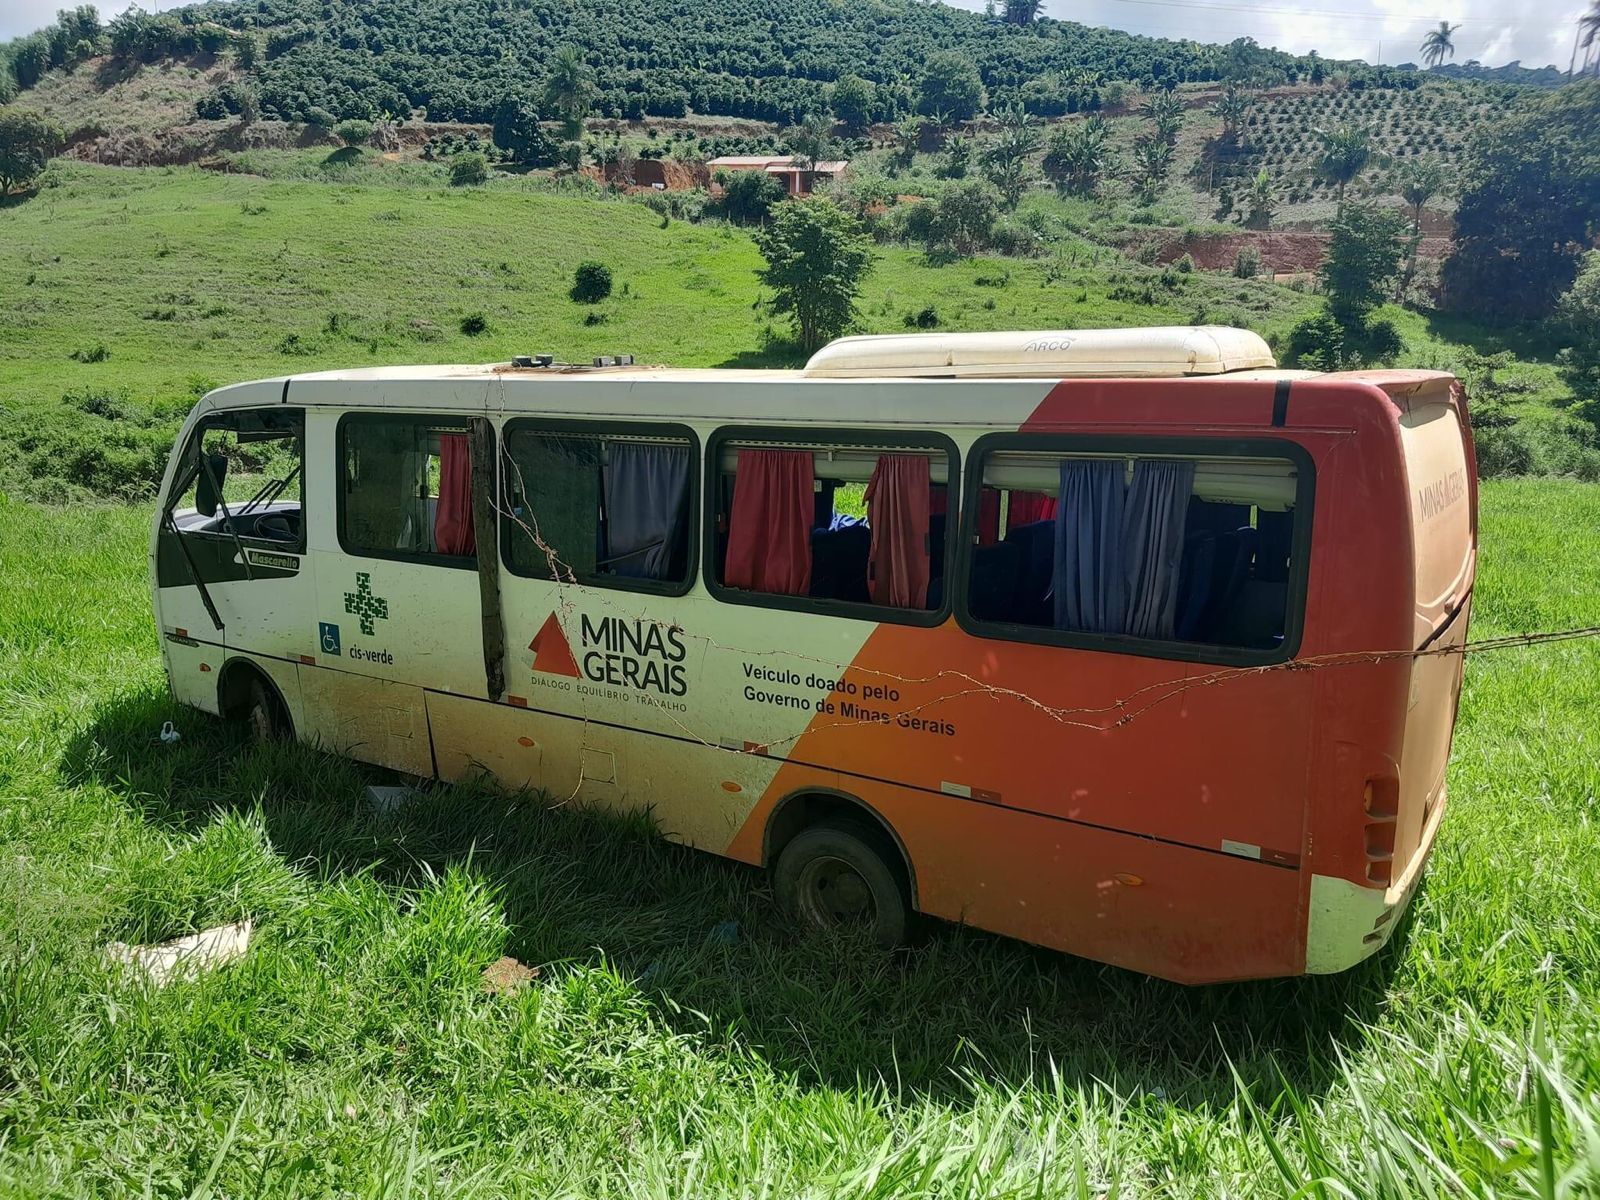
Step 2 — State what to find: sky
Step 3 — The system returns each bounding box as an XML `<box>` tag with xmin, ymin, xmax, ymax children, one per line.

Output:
<box><xmin>2</xmin><ymin>0</ymin><xmax>1590</xmax><ymax>69</ymax></box>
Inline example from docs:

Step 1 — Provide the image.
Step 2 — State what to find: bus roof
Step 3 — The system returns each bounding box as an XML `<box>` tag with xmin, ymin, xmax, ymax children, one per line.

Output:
<box><xmin>265</xmin><ymin>326</ymin><xmax>1281</xmax><ymax>390</ymax></box>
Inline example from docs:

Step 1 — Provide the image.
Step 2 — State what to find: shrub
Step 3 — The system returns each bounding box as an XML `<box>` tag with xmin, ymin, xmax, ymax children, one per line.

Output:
<box><xmin>449</xmin><ymin>153</ymin><xmax>488</xmax><ymax>187</ymax></box>
<box><xmin>1232</xmin><ymin>246</ymin><xmax>1261</xmax><ymax>279</ymax></box>
<box><xmin>1284</xmin><ymin>307</ymin><xmax>1345</xmax><ymax>369</ymax></box>
<box><xmin>906</xmin><ymin>305</ymin><xmax>939</xmax><ymax>328</ymax></box>
<box><xmin>459</xmin><ymin>313</ymin><xmax>489</xmax><ymax>336</ymax></box>
<box><xmin>332</xmin><ymin>119</ymin><xmax>374</xmax><ymax>149</ymax></box>
<box><xmin>568</xmin><ymin>262</ymin><xmax>613</xmax><ymax>305</ymax></box>
<box><xmin>1175</xmin><ymin>253</ymin><xmax>1195</xmax><ymax>273</ymax></box>
<box><xmin>70</xmin><ymin>342</ymin><xmax>110</xmax><ymax>363</ymax></box>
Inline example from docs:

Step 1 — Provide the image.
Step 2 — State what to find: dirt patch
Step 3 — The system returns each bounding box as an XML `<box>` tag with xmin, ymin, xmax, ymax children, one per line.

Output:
<box><xmin>1141</xmin><ymin>223</ymin><xmax>1454</xmax><ymax>274</ymax></box>
<box><xmin>584</xmin><ymin>158</ymin><xmax>710</xmax><ymax>192</ymax></box>
<box><xmin>481</xmin><ymin>956</ymin><xmax>539</xmax><ymax>996</ymax></box>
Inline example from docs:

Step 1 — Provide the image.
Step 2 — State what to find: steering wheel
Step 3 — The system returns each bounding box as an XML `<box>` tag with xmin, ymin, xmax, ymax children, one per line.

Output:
<box><xmin>255</xmin><ymin>513</ymin><xmax>298</xmax><ymax>543</ymax></box>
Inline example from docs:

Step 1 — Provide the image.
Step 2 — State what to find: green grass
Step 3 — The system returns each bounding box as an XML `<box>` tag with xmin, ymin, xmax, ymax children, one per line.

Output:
<box><xmin>1</xmin><ymin>480</ymin><xmax>1598</xmax><ymax>1195</ymax></box>
<box><xmin>0</xmin><ymin>160</ymin><xmax>1315</xmax><ymax>501</ymax></box>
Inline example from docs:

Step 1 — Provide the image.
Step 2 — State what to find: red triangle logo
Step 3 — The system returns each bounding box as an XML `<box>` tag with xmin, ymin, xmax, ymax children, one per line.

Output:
<box><xmin>529</xmin><ymin>612</ymin><xmax>581</xmax><ymax>677</ymax></box>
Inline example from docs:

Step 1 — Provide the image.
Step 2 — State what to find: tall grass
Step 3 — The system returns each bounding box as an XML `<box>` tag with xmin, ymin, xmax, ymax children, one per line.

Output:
<box><xmin>0</xmin><ymin>480</ymin><xmax>1597</xmax><ymax>1195</ymax></box>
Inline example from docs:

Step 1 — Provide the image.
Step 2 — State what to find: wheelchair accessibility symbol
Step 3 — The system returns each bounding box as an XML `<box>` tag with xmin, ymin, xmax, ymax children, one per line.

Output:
<box><xmin>319</xmin><ymin>622</ymin><xmax>342</xmax><ymax>656</ymax></box>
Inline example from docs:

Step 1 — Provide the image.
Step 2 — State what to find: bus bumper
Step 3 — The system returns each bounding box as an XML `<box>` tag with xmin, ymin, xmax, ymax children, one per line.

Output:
<box><xmin>1303</xmin><ymin>784</ymin><xmax>1447</xmax><ymax>974</ymax></box>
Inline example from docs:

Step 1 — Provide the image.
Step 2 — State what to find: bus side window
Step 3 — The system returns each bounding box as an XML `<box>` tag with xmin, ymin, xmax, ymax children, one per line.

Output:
<box><xmin>165</xmin><ymin>408</ymin><xmax>305</xmax><ymax>548</ymax></box>
<box><xmin>500</xmin><ymin>422</ymin><xmax>696</xmax><ymax>592</ymax></box>
<box><xmin>340</xmin><ymin>416</ymin><xmax>477</xmax><ymax>565</ymax></box>
<box><xmin>710</xmin><ymin>435</ymin><xmax>953</xmax><ymax>614</ymax></box>
<box><xmin>963</xmin><ymin>447</ymin><xmax>1301</xmax><ymax>653</ymax></box>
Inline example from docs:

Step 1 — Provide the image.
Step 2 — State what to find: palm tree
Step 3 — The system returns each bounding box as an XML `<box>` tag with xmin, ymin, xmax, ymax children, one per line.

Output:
<box><xmin>1419</xmin><ymin>21</ymin><xmax>1461</xmax><ymax>69</ymax></box>
<box><xmin>1398</xmin><ymin>158</ymin><xmax>1447</xmax><ymax>234</ymax></box>
<box><xmin>784</xmin><ymin>112</ymin><xmax>835</xmax><ymax>172</ymax></box>
<box><xmin>1042</xmin><ymin>116</ymin><xmax>1109</xmax><ymax>194</ymax></box>
<box><xmin>1313</xmin><ymin>123</ymin><xmax>1373</xmax><ymax>205</ymax></box>
<box><xmin>1244</xmin><ymin>167</ymin><xmax>1276</xmax><ymax>229</ymax></box>
<box><xmin>542</xmin><ymin>45</ymin><xmax>595</xmax><ymax>139</ymax></box>
<box><xmin>1141</xmin><ymin>91</ymin><xmax>1184</xmax><ymax>146</ymax></box>
<box><xmin>1576</xmin><ymin>2</ymin><xmax>1600</xmax><ymax>77</ymax></box>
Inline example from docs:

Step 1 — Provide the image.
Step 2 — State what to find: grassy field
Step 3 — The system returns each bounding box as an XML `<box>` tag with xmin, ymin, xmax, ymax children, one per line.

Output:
<box><xmin>1</xmin><ymin>480</ymin><xmax>1598</xmax><ymax>1196</ymax></box>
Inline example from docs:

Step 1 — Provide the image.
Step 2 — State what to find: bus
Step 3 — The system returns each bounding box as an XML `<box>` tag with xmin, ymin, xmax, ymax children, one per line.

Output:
<box><xmin>150</xmin><ymin>326</ymin><xmax>1477</xmax><ymax>984</ymax></box>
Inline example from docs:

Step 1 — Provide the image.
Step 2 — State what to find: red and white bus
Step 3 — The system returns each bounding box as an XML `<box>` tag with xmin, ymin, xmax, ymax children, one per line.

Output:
<box><xmin>150</xmin><ymin>326</ymin><xmax>1477</xmax><ymax>983</ymax></box>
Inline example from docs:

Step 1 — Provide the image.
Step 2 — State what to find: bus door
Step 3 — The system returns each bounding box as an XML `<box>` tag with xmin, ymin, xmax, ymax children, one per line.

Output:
<box><xmin>156</xmin><ymin>406</ymin><xmax>312</xmax><ymax>707</ymax></box>
<box><xmin>299</xmin><ymin>411</ymin><xmax>490</xmax><ymax>775</ymax></box>
<box><xmin>426</xmin><ymin>419</ymin><xmax>708</xmax><ymax>821</ymax></box>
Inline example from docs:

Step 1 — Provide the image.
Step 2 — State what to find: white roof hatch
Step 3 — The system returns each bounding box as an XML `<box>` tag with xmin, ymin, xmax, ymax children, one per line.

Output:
<box><xmin>802</xmin><ymin>326</ymin><xmax>1276</xmax><ymax>380</ymax></box>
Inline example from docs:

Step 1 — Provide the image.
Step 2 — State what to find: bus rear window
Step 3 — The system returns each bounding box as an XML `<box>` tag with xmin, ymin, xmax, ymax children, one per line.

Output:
<box><xmin>709</xmin><ymin>433</ymin><xmax>954</xmax><ymax>617</ymax></box>
<box><xmin>962</xmin><ymin>444</ymin><xmax>1305</xmax><ymax>656</ymax></box>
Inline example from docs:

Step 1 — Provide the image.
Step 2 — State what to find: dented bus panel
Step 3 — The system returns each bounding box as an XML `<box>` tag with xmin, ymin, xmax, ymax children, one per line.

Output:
<box><xmin>149</xmin><ymin>328</ymin><xmax>1477</xmax><ymax>983</ymax></box>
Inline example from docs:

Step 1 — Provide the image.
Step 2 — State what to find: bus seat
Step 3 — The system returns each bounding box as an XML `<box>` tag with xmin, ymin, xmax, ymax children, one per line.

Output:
<box><xmin>1176</xmin><ymin>531</ymin><xmax>1217</xmax><ymax>641</ymax></box>
<box><xmin>809</xmin><ymin>524</ymin><xmax>871</xmax><ymax>603</ymax></box>
<box><xmin>968</xmin><ymin>540</ymin><xmax>1023</xmax><ymax>622</ymax></box>
<box><xmin>1214</xmin><ymin>579</ymin><xmax>1288</xmax><ymax>647</ymax></box>
<box><xmin>1255</xmin><ymin>508</ymin><xmax>1293</xmax><ymax>582</ymax></box>
<box><xmin>1004</xmin><ymin>519</ymin><xmax>1055</xmax><ymax>626</ymax></box>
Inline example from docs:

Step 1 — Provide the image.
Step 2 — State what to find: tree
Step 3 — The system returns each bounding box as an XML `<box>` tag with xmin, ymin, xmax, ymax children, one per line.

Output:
<box><xmin>1140</xmin><ymin>90</ymin><xmax>1184</xmax><ymax>146</ymax></box>
<box><xmin>1042</xmin><ymin>117</ymin><xmax>1109</xmax><ymax>195</ymax></box>
<box><xmin>1553</xmin><ymin>252</ymin><xmax>1600</xmax><ymax>407</ymax></box>
<box><xmin>937</xmin><ymin>134</ymin><xmax>972</xmax><ymax>179</ymax></box>
<box><xmin>1398</xmin><ymin>158</ymin><xmax>1447</xmax><ymax>233</ymax></box>
<box><xmin>570</xmin><ymin>261</ymin><xmax>613</xmax><ymax>304</ymax></box>
<box><xmin>1130</xmin><ymin>136</ymin><xmax>1174</xmax><ymax>204</ymax></box>
<box><xmin>783</xmin><ymin>112</ymin><xmax>835</xmax><ymax>172</ymax></box>
<box><xmin>981</xmin><ymin>105</ymin><xmax>1040</xmax><ymax>209</ymax></box>
<box><xmin>1419</xmin><ymin>21</ymin><xmax>1461</xmax><ymax>68</ymax></box>
<box><xmin>1212</xmin><ymin>84</ymin><xmax>1250</xmax><ymax>142</ymax></box>
<box><xmin>542</xmin><ymin>45</ymin><xmax>595</xmax><ymax>139</ymax></box>
<box><xmin>1312</xmin><ymin>123</ymin><xmax>1373</xmax><ymax>204</ymax></box>
<box><xmin>829</xmin><ymin>75</ymin><xmax>875</xmax><ymax>133</ymax></box>
<box><xmin>1244</xmin><ymin>167</ymin><xmax>1276</xmax><ymax>229</ymax></box>
<box><xmin>716</xmin><ymin>169</ymin><xmax>786</xmax><ymax>224</ymax></box>
<box><xmin>923</xmin><ymin>178</ymin><xmax>1001</xmax><ymax>256</ymax></box>
<box><xmin>1441</xmin><ymin>82</ymin><xmax>1600</xmax><ymax>320</ymax></box>
<box><xmin>890</xmin><ymin>116</ymin><xmax>923</xmax><ymax>169</ymax></box>
<box><xmin>1320</xmin><ymin>201</ymin><xmax>1408</xmax><ymax>325</ymax></box>
<box><xmin>491</xmin><ymin>98</ymin><xmax>557</xmax><ymax>166</ymax></box>
<box><xmin>1576</xmin><ymin>3</ymin><xmax>1600</xmax><ymax>77</ymax></box>
<box><xmin>916</xmin><ymin>52</ymin><xmax>983</xmax><ymax>123</ymax></box>
<box><xmin>1003</xmin><ymin>0</ymin><xmax>1043</xmax><ymax>24</ymax></box>
<box><xmin>753</xmin><ymin>198</ymin><xmax>874</xmax><ymax>352</ymax></box>
<box><xmin>0</xmin><ymin>109</ymin><xmax>62</xmax><ymax>195</ymax></box>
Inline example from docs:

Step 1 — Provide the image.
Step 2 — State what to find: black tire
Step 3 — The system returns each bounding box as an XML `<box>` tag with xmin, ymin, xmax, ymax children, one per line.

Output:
<box><xmin>244</xmin><ymin>676</ymin><xmax>289</xmax><ymax>744</ymax></box>
<box><xmin>773</xmin><ymin>821</ymin><xmax>909</xmax><ymax>949</ymax></box>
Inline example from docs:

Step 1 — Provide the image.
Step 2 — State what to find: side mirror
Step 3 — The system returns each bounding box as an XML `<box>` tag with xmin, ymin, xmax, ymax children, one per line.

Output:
<box><xmin>196</xmin><ymin>453</ymin><xmax>228</xmax><ymax>517</ymax></box>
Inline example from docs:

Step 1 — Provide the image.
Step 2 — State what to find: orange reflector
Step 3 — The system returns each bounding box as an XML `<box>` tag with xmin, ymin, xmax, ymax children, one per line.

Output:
<box><xmin>299</xmin><ymin>655</ymin><xmax>316</xmax><ymax>666</ymax></box>
<box><xmin>720</xmin><ymin>781</ymin><xmax>742</xmax><ymax>794</ymax></box>
<box><xmin>199</xmin><ymin>663</ymin><xmax>211</xmax><ymax>673</ymax></box>
<box><xmin>1113</xmin><ymin>872</ymin><xmax>1143</xmax><ymax>886</ymax></box>
<box><xmin>507</xmin><ymin>695</ymin><xmax>528</xmax><ymax>708</ymax></box>
<box><xmin>516</xmin><ymin>736</ymin><xmax>535</xmax><ymax>748</ymax></box>
<box><xmin>175</xmin><ymin>628</ymin><xmax>188</xmax><ymax>639</ymax></box>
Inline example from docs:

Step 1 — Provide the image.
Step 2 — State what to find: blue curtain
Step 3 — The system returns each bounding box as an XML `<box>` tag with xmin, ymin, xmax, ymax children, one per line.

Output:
<box><xmin>1053</xmin><ymin>459</ymin><xmax>1127</xmax><ymax>633</ymax></box>
<box><xmin>1122</xmin><ymin>459</ymin><xmax>1196</xmax><ymax>639</ymax></box>
<box><xmin>603</xmin><ymin>442</ymin><xmax>692</xmax><ymax>579</ymax></box>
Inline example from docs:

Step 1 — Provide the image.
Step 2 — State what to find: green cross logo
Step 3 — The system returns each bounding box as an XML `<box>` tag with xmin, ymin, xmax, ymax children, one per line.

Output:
<box><xmin>344</xmin><ymin>572</ymin><xmax>389</xmax><ymax>636</ymax></box>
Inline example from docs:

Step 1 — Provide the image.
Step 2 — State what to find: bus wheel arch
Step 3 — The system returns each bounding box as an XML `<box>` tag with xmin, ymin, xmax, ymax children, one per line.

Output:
<box><xmin>764</xmin><ymin>789</ymin><xmax>918</xmax><ymax>944</ymax></box>
<box><xmin>217</xmin><ymin>658</ymin><xmax>292</xmax><ymax>743</ymax></box>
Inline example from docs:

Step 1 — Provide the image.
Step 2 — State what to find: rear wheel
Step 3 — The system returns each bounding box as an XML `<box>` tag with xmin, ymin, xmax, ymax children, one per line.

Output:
<box><xmin>773</xmin><ymin>822</ymin><xmax>909</xmax><ymax>948</ymax></box>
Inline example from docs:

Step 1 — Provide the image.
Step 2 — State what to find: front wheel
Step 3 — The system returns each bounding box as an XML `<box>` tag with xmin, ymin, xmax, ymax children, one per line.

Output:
<box><xmin>244</xmin><ymin>677</ymin><xmax>290</xmax><ymax>744</ymax></box>
<box><xmin>773</xmin><ymin>822</ymin><xmax>909</xmax><ymax>949</ymax></box>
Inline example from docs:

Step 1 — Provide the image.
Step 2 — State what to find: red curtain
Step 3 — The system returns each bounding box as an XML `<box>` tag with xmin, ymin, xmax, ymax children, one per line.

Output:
<box><xmin>725</xmin><ymin>448</ymin><xmax>814</xmax><ymax>595</ymax></box>
<box><xmin>1009</xmin><ymin>491</ymin><xmax>1058</xmax><ymax>527</ymax></box>
<box><xmin>865</xmin><ymin>455</ymin><xmax>931</xmax><ymax>608</ymax></box>
<box><xmin>434</xmin><ymin>433</ymin><xmax>476</xmax><ymax>556</ymax></box>
<box><xmin>977</xmin><ymin>487</ymin><xmax>1001</xmax><ymax>545</ymax></box>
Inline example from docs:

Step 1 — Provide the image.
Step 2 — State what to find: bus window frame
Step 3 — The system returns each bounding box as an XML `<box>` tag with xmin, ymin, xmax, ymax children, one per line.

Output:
<box><xmin>170</xmin><ymin>406</ymin><xmax>308</xmax><ymax>556</ymax></box>
<box><xmin>702</xmin><ymin>424</ymin><xmax>961</xmax><ymax>628</ymax></box>
<box><xmin>954</xmin><ymin>432</ymin><xmax>1317</xmax><ymax>667</ymax></box>
<box><xmin>335</xmin><ymin>411</ymin><xmax>489</xmax><ymax>572</ymax></box>
<box><xmin>498</xmin><ymin>416</ymin><xmax>702</xmax><ymax>599</ymax></box>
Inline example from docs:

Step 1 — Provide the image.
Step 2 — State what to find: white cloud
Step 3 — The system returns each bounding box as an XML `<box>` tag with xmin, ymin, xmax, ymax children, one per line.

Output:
<box><xmin>3</xmin><ymin>0</ymin><xmax>136</xmax><ymax>43</ymax></box>
<box><xmin>953</xmin><ymin>0</ymin><xmax>1583</xmax><ymax>69</ymax></box>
